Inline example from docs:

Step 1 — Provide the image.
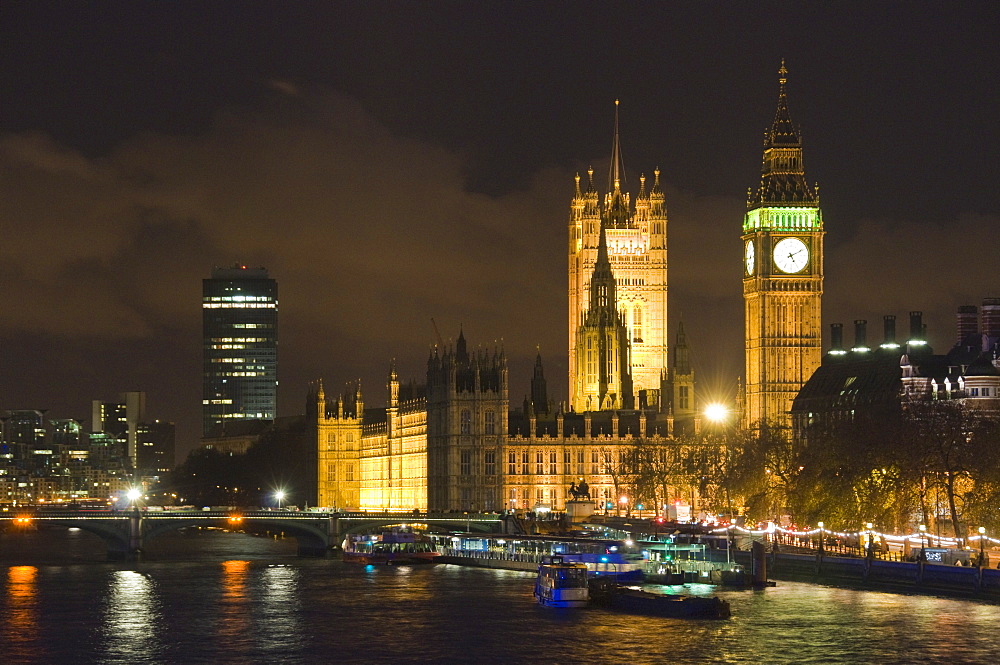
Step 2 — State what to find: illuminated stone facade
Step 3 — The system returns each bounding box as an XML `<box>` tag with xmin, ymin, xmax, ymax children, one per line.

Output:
<box><xmin>742</xmin><ymin>62</ymin><xmax>824</xmax><ymax>427</ymax></box>
<box><xmin>315</xmin><ymin>330</ymin><xmax>702</xmax><ymax>513</ymax></box>
<box><xmin>568</xmin><ymin>104</ymin><xmax>668</xmax><ymax>411</ymax></box>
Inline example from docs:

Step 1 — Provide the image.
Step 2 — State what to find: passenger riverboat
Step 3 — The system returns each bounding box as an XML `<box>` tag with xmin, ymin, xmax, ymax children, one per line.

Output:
<box><xmin>342</xmin><ymin>531</ymin><xmax>441</xmax><ymax>565</ymax></box>
<box><xmin>534</xmin><ymin>556</ymin><xmax>590</xmax><ymax>607</ymax></box>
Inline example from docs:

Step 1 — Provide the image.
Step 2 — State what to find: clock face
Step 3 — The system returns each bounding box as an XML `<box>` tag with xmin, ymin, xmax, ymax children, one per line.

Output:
<box><xmin>744</xmin><ymin>240</ymin><xmax>755</xmax><ymax>275</ymax></box>
<box><xmin>773</xmin><ymin>237</ymin><xmax>809</xmax><ymax>273</ymax></box>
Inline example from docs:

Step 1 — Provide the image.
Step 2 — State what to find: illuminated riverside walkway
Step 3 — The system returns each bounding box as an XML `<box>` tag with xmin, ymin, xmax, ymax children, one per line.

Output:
<box><xmin>0</xmin><ymin>509</ymin><xmax>504</xmax><ymax>560</ymax></box>
<box><xmin>588</xmin><ymin>517</ymin><xmax>1000</xmax><ymax>597</ymax></box>
<box><xmin>720</xmin><ymin>523</ymin><xmax>1000</xmax><ymax>597</ymax></box>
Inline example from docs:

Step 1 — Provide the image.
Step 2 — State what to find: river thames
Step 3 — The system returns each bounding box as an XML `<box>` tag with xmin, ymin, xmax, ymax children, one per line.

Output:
<box><xmin>1</xmin><ymin>527</ymin><xmax>997</xmax><ymax>664</ymax></box>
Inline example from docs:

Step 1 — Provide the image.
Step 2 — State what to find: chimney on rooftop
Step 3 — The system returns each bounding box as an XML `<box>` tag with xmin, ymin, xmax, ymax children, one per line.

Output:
<box><xmin>908</xmin><ymin>311</ymin><xmax>924</xmax><ymax>343</ymax></box>
<box><xmin>957</xmin><ymin>305</ymin><xmax>978</xmax><ymax>346</ymax></box>
<box><xmin>829</xmin><ymin>323</ymin><xmax>845</xmax><ymax>355</ymax></box>
<box><xmin>853</xmin><ymin>320</ymin><xmax>869</xmax><ymax>352</ymax></box>
<box><xmin>882</xmin><ymin>315</ymin><xmax>897</xmax><ymax>349</ymax></box>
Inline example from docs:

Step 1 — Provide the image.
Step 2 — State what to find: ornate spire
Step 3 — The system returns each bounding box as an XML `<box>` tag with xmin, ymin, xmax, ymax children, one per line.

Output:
<box><xmin>608</xmin><ymin>100</ymin><xmax>625</xmax><ymax>193</ymax></box>
<box><xmin>767</xmin><ymin>59</ymin><xmax>800</xmax><ymax>148</ymax></box>
<box><xmin>749</xmin><ymin>59</ymin><xmax>817</xmax><ymax>208</ymax></box>
<box><xmin>604</xmin><ymin>100</ymin><xmax>632</xmax><ymax>228</ymax></box>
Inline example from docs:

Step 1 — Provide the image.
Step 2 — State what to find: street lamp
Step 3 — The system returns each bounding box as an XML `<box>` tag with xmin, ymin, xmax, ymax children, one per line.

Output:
<box><xmin>866</xmin><ymin>522</ymin><xmax>874</xmax><ymax>558</ymax></box>
<box><xmin>275</xmin><ymin>490</ymin><xmax>286</xmax><ymax>510</ymax></box>
<box><xmin>817</xmin><ymin>521</ymin><xmax>825</xmax><ymax>556</ymax></box>
<box><xmin>619</xmin><ymin>495</ymin><xmax>628</xmax><ymax>517</ymax></box>
<box><xmin>704</xmin><ymin>403</ymin><xmax>728</xmax><ymax>423</ymax></box>
<box><xmin>919</xmin><ymin>524</ymin><xmax>927</xmax><ymax>560</ymax></box>
<box><xmin>127</xmin><ymin>488</ymin><xmax>142</xmax><ymax>513</ymax></box>
<box><xmin>978</xmin><ymin>526</ymin><xmax>986</xmax><ymax>568</ymax></box>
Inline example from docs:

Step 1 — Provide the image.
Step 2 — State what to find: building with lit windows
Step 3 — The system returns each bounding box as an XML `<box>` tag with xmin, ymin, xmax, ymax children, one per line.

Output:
<box><xmin>202</xmin><ymin>265</ymin><xmax>278</xmax><ymax>437</ymax></box>
<box><xmin>314</xmin><ymin>329</ymin><xmax>704</xmax><ymax>513</ymax></box>
<box><xmin>792</xmin><ymin>303</ymin><xmax>1000</xmax><ymax>436</ymax></box>
<box><xmin>313</xmin><ymin>104</ymin><xmax>710</xmax><ymax>513</ymax></box>
<box><xmin>568</xmin><ymin>103</ymin><xmax>668</xmax><ymax>411</ymax></box>
<box><xmin>136</xmin><ymin>420</ymin><xmax>176</xmax><ymax>479</ymax></box>
<box><xmin>91</xmin><ymin>391</ymin><xmax>145</xmax><ymax>469</ymax></box>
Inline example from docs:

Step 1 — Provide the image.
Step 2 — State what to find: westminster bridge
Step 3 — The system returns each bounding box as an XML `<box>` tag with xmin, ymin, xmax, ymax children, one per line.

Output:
<box><xmin>0</xmin><ymin>509</ymin><xmax>506</xmax><ymax>560</ymax></box>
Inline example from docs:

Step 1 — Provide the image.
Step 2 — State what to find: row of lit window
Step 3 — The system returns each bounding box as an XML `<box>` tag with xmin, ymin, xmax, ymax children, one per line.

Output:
<box><xmin>205</xmin><ymin>295</ymin><xmax>275</xmax><ymax>302</ymax></box>
<box><xmin>218</xmin><ymin>412</ymin><xmax>270</xmax><ymax>419</ymax></box>
<box><xmin>325</xmin><ymin>463</ymin><xmax>355</xmax><ymax>482</ymax></box>
<box><xmin>203</xmin><ymin>303</ymin><xmax>276</xmax><ymax>309</ymax></box>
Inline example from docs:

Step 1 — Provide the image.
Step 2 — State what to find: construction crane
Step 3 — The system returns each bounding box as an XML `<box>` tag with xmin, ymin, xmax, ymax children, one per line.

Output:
<box><xmin>430</xmin><ymin>318</ymin><xmax>445</xmax><ymax>348</ymax></box>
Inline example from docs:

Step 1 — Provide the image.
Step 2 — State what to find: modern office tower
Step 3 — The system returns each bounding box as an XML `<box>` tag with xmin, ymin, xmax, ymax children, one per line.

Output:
<box><xmin>88</xmin><ymin>431</ymin><xmax>127</xmax><ymax>471</ymax></box>
<box><xmin>568</xmin><ymin>102</ymin><xmax>668</xmax><ymax>411</ymax></box>
<box><xmin>136</xmin><ymin>420</ymin><xmax>176</xmax><ymax>479</ymax></box>
<box><xmin>2</xmin><ymin>409</ymin><xmax>50</xmax><ymax>472</ymax></box>
<box><xmin>91</xmin><ymin>391</ymin><xmax>146</xmax><ymax>470</ymax></box>
<box><xmin>742</xmin><ymin>61</ymin><xmax>824</xmax><ymax>428</ymax></box>
<box><xmin>202</xmin><ymin>265</ymin><xmax>278</xmax><ymax>436</ymax></box>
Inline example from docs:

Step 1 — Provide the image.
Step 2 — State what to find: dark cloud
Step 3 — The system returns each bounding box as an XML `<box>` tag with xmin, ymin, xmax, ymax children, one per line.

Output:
<box><xmin>1</xmin><ymin>4</ymin><xmax>997</xmax><ymax>460</ymax></box>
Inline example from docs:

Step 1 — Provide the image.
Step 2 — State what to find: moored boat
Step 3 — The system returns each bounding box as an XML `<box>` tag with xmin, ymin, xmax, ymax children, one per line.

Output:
<box><xmin>534</xmin><ymin>555</ymin><xmax>590</xmax><ymax>607</ymax></box>
<box><xmin>343</xmin><ymin>531</ymin><xmax>441</xmax><ymax>565</ymax></box>
<box><xmin>589</xmin><ymin>579</ymin><xmax>731</xmax><ymax>619</ymax></box>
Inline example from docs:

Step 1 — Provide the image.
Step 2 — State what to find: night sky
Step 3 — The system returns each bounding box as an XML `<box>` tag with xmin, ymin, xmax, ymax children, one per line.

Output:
<box><xmin>2</xmin><ymin>3</ymin><xmax>998</xmax><ymax>459</ymax></box>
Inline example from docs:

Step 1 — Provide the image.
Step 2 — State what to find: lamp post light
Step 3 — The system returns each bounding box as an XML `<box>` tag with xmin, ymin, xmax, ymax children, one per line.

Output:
<box><xmin>127</xmin><ymin>488</ymin><xmax>142</xmax><ymax>513</ymax></box>
<box><xmin>919</xmin><ymin>524</ymin><xmax>927</xmax><ymax>560</ymax></box>
<box><xmin>978</xmin><ymin>526</ymin><xmax>986</xmax><ymax>568</ymax></box>
<box><xmin>866</xmin><ymin>522</ymin><xmax>874</xmax><ymax>558</ymax></box>
<box><xmin>817</xmin><ymin>521</ymin><xmax>825</xmax><ymax>557</ymax></box>
<box><xmin>619</xmin><ymin>495</ymin><xmax>629</xmax><ymax>518</ymax></box>
<box><xmin>704</xmin><ymin>403</ymin><xmax>729</xmax><ymax>424</ymax></box>
<box><xmin>275</xmin><ymin>490</ymin><xmax>286</xmax><ymax>510</ymax></box>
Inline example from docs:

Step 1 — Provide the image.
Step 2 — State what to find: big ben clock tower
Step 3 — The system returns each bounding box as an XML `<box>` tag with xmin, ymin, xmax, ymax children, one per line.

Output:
<box><xmin>743</xmin><ymin>61</ymin><xmax>824</xmax><ymax>428</ymax></box>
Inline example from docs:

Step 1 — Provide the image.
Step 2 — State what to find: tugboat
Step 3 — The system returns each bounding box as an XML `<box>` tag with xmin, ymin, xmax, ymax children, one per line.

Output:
<box><xmin>342</xmin><ymin>531</ymin><xmax>441</xmax><ymax>565</ymax></box>
<box><xmin>534</xmin><ymin>555</ymin><xmax>590</xmax><ymax>607</ymax></box>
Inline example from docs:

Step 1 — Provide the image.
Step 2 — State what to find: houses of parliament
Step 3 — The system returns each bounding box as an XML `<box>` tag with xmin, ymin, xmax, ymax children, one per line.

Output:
<box><xmin>314</xmin><ymin>64</ymin><xmax>823</xmax><ymax>512</ymax></box>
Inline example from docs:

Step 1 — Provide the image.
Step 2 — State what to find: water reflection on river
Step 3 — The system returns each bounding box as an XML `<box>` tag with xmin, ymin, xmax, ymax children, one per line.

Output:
<box><xmin>0</xmin><ymin>527</ymin><xmax>996</xmax><ymax>664</ymax></box>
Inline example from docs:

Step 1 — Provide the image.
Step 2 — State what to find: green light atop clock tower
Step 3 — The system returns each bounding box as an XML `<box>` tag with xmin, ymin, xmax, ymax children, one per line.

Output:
<box><xmin>742</xmin><ymin>60</ymin><xmax>825</xmax><ymax>429</ymax></box>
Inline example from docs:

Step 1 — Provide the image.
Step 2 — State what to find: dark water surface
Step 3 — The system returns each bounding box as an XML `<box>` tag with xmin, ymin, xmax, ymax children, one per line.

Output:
<box><xmin>1</xmin><ymin>527</ymin><xmax>997</xmax><ymax>664</ymax></box>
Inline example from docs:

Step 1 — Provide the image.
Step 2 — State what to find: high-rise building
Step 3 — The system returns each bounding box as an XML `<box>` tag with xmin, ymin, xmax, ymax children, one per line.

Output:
<box><xmin>136</xmin><ymin>420</ymin><xmax>176</xmax><ymax>479</ymax></box>
<box><xmin>568</xmin><ymin>102</ymin><xmax>668</xmax><ymax>411</ymax></box>
<box><xmin>2</xmin><ymin>409</ymin><xmax>48</xmax><ymax>472</ymax></box>
<box><xmin>91</xmin><ymin>391</ymin><xmax>145</xmax><ymax>468</ymax></box>
<box><xmin>202</xmin><ymin>265</ymin><xmax>278</xmax><ymax>436</ymax></box>
<box><xmin>742</xmin><ymin>62</ymin><xmax>824</xmax><ymax>427</ymax></box>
